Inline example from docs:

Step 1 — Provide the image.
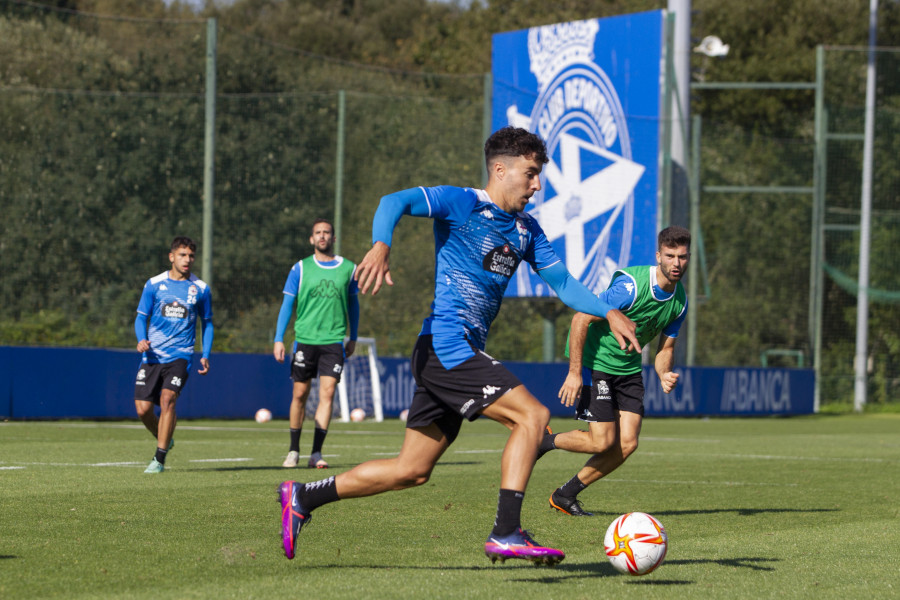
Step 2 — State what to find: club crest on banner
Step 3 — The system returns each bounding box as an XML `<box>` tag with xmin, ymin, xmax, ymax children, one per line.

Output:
<box><xmin>492</xmin><ymin>12</ymin><xmax>663</xmax><ymax>299</ymax></box>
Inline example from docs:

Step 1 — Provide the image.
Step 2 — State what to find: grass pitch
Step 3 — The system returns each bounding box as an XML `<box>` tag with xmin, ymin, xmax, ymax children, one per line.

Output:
<box><xmin>1</xmin><ymin>414</ymin><xmax>898</xmax><ymax>599</ymax></box>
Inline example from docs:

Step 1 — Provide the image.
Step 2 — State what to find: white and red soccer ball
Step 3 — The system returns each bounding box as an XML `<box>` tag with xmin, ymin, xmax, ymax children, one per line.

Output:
<box><xmin>604</xmin><ymin>512</ymin><xmax>668</xmax><ymax>575</ymax></box>
<box><xmin>350</xmin><ymin>407</ymin><xmax>366</xmax><ymax>422</ymax></box>
<box><xmin>254</xmin><ymin>408</ymin><xmax>272</xmax><ymax>423</ymax></box>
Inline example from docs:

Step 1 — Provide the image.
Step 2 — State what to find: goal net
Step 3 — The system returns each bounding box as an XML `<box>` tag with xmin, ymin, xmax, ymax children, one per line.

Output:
<box><xmin>303</xmin><ymin>337</ymin><xmax>382</xmax><ymax>422</ymax></box>
<box><xmin>338</xmin><ymin>337</ymin><xmax>383</xmax><ymax>422</ymax></box>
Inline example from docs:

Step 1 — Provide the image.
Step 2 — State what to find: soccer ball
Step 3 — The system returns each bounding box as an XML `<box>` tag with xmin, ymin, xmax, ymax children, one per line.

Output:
<box><xmin>399</xmin><ymin>408</ymin><xmax>409</xmax><ymax>422</ymax></box>
<box><xmin>604</xmin><ymin>512</ymin><xmax>668</xmax><ymax>575</ymax></box>
<box><xmin>350</xmin><ymin>408</ymin><xmax>366</xmax><ymax>422</ymax></box>
<box><xmin>254</xmin><ymin>408</ymin><xmax>272</xmax><ymax>423</ymax></box>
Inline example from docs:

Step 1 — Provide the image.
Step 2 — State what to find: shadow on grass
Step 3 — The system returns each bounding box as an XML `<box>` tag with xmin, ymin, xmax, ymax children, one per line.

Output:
<box><xmin>301</xmin><ymin>555</ymin><xmax>778</xmax><ymax>584</ymax></box>
<box><xmin>515</xmin><ymin>557</ymin><xmax>777</xmax><ymax>584</ymax></box>
<box><xmin>0</xmin><ymin>555</ymin><xmax>18</xmax><ymax>560</ymax></box>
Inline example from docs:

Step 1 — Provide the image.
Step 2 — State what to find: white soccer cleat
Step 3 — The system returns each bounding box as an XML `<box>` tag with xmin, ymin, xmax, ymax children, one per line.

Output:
<box><xmin>282</xmin><ymin>451</ymin><xmax>300</xmax><ymax>468</ymax></box>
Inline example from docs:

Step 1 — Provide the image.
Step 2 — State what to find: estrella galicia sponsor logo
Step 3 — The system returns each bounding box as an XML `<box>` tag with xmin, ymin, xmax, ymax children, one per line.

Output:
<box><xmin>483</xmin><ymin>244</ymin><xmax>521</xmax><ymax>278</ymax></box>
<box><xmin>507</xmin><ymin>19</ymin><xmax>645</xmax><ymax>296</ymax></box>
<box><xmin>163</xmin><ymin>302</ymin><xmax>188</xmax><ymax>319</ymax></box>
<box><xmin>461</xmin><ymin>399</ymin><xmax>476</xmax><ymax>415</ymax></box>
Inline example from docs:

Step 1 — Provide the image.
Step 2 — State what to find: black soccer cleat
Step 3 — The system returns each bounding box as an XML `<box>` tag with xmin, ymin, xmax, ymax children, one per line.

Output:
<box><xmin>549</xmin><ymin>490</ymin><xmax>593</xmax><ymax>517</ymax></box>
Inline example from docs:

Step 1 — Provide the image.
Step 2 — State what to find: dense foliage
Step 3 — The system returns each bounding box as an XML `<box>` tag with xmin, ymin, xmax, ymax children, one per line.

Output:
<box><xmin>1</xmin><ymin>0</ymin><xmax>899</xmax><ymax>403</ymax></box>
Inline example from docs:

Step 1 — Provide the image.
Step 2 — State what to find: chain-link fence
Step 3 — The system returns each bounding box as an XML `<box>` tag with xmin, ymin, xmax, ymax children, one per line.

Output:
<box><xmin>2</xmin><ymin>6</ymin><xmax>898</xmax><ymax>407</ymax></box>
<box><xmin>0</xmin><ymin>7</ymin><xmax>484</xmax><ymax>358</ymax></box>
<box><xmin>818</xmin><ymin>47</ymin><xmax>900</xmax><ymax>406</ymax></box>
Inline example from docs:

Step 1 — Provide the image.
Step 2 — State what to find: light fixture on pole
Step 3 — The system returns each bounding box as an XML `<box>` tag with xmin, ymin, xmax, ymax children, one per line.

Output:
<box><xmin>693</xmin><ymin>35</ymin><xmax>730</xmax><ymax>57</ymax></box>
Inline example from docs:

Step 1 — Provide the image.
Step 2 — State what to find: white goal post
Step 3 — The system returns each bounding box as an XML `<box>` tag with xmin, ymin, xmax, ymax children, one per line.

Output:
<box><xmin>337</xmin><ymin>337</ymin><xmax>383</xmax><ymax>422</ymax></box>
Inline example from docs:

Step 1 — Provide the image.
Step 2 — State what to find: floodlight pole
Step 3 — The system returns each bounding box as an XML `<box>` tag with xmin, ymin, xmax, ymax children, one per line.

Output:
<box><xmin>334</xmin><ymin>89</ymin><xmax>346</xmax><ymax>254</ymax></box>
<box><xmin>854</xmin><ymin>0</ymin><xmax>878</xmax><ymax>412</ymax></box>
<box><xmin>668</xmin><ymin>0</ymin><xmax>691</xmax><ymax>192</ymax></box>
<box><xmin>202</xmin><ymin>18</ymin><xmax>217</xmax><ymax>286</ymax></box>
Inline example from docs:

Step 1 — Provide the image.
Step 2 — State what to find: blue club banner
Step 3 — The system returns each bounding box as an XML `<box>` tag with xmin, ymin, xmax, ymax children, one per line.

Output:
<box><xmin>492</xmin><ymin>10</ymin><xmax>665</xmax><ymax>297</ymax></box>
<box><xmin>1</xmin><ymin>347</ymin><xmax>814</xmax><ymax>419</ymax></box>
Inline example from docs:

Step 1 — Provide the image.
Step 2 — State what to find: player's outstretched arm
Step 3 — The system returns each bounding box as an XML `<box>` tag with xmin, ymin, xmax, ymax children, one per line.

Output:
<box><xmin>355</xmin><ymin>242</ymin><xmax>392</xmax><ymax>296</ymax></box>
<box><xmin>357</xmin><ymin>187</ymin><xmax>432</xmax><ymax>295</ymax></box>
<box><xmin>538</xmin><ymin>262</ymin><xmax>640</xmax><ymax>352</ymax></box>
<box><xmin>606</xmin><ymin>309</ymin><xmax>638</xmax><ymax>354</ymax></box>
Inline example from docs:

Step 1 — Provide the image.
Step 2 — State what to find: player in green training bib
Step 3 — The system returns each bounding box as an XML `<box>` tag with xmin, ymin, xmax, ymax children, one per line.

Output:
<box><xmin>273</xmin><ymin>219</ymin><xmax>359</xmax><ymax>469</ymax></box>
<box><xmin>539</xmin><ymin>226</ymin><xmax>690</xmax><ymax>517</ymax></box>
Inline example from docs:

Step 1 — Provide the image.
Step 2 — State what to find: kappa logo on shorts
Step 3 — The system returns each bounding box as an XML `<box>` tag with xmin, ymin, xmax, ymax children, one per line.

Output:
<box><xmin>482</xmin><ymin>385</ymin><xmax>501</xmax><ymax>398</ymax></box>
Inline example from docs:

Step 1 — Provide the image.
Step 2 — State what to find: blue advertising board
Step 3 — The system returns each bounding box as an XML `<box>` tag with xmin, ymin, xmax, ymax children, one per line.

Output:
<box><xmin>491</xmin><ymin>11</ymin><xmax>665</xmax><ymax>296</ymax></box>
<box><xmin>1</xmin><ymin>347</ymin><xmax>814</xmax><ymax>420</ymax></box>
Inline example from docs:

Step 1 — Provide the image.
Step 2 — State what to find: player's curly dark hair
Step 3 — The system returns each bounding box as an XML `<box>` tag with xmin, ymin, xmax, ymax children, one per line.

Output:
<box><xmin>310</xmin><ymin>218</ymin><xmax>334</xmax><ymax>235</ymax></box>
<box><xmin>484</xmin><ymin>126</ymin><xmax>549</xmax><ymax>169</ymax></box>
<box><xmin>658</xmin><ymin>226</ymin><xmax>691</xmax><ymax>250</ymax></box>
<box><xmin>170</xmin><ymin>236</ymin><xmax>196</xmax><ymax>252</ymax></box>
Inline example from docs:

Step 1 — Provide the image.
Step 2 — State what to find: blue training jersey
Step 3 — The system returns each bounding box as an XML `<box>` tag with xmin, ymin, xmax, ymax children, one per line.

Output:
<box><xmin>417</xmin><ymin>185</ymin><xmax>560</xmax><ymax>368</ymax></box>
<box><xmin>136</xmin><ymin>272</ymin><xmax>213</xmax><ymax>368</ymax></box>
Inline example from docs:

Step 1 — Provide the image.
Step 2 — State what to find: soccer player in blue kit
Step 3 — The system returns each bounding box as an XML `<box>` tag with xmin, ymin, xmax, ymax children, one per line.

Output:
<box><xmin>278</xmin><ymin>127</ymin><xmax>639</xmax><ymax>565</ymax></box>
<box><xmin>133</xmin><ymin>237</ymin><xmax>214</xmax><ymax>474</ymax></box>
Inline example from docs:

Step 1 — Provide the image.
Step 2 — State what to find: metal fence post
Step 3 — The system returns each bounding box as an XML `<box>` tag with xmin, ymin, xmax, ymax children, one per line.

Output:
<box><xmin>202</xmin><ymin>17</ymin><xmax>217</xmax><ymax>286</ymax></box>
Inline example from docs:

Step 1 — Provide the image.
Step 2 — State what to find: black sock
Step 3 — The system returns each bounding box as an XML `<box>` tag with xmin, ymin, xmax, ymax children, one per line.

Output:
<box><xmin>154</xmin><ymin>447</ymin><xmax>169</xmax><ymax>465</ymax></box>
<box><xmin>311</xmin><ymin>427</ymin><xmax>328</xmax><ymax>455</ymax></box>
<box><xmin>557</xmin><ymin>475</ymin><xmax>587</xmax><ymax>498</ymax></box>
<box><xmin>299</xmin><ymin>476</ymin><xmax>339</xmax><ymax>511</ymax></box>
<box><xmin>491</xmin><ymin>489</ymin><xmax>524</xmax><ymax>537</ymax></box>
<box><xmin>289</xmin><ymin>428</ymin><xmax>302</xmax><ymax>453</ymax></box>
<box><xmin>538</xmin><ymin>432</ymin><xmax>558</xmax><ymax>454</ymax></box>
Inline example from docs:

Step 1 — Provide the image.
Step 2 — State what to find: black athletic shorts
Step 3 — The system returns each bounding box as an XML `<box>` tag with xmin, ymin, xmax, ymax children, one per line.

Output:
<box><xmin>291</xmin><ymin>342</ymin><xmax>344</xmax><ymax>382</ymax></box>
<box><xmin>134</xmin><ymin>359</ymin><xmax>190</xmax><ymax>404</ymax></box>
<box><xmin>405</xmin><ymin>335</ymin><xmax>522</xmax><ymax>445</ymax></box>
<box><xmin>576</xmin><ymin>369</ymin><xmax>645</xmax><ymax>422</ymax></box>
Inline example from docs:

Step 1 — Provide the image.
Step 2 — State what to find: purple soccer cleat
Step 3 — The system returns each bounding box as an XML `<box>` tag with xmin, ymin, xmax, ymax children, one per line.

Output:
<box><xmin>278</xmin><ymin>480</ymin><xmax>311</xmax><ymax>559</ymax></box>
<box><xmin>484</xmin><ymin>527</ymin><xmax>565</xmax><ymax>567</ymax></box>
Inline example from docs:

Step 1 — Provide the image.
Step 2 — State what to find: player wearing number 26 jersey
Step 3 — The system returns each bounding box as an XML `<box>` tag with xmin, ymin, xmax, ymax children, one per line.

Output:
<box><xmin>136</xmin><ymin>270</ymin><xmax>213</xmax><ymax>370</ymax></box>
<box><xmin>133</xmin><ymin>236</ymin><xmax>214</xmax><ymax>474</ymax></box>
